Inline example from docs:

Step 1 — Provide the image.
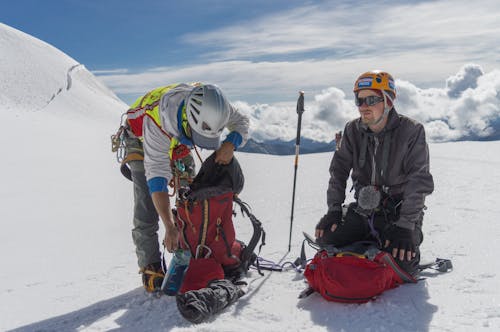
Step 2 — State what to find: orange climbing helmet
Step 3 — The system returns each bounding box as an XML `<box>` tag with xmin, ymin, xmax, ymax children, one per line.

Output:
<box><xmin>353</xmin><ymin>71</ymin><xmax>396</xmax><ymax>100</ymax></box>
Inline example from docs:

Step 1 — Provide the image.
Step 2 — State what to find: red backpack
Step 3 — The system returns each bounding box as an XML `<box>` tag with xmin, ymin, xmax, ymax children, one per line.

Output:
<box><xmin>171</xmin><ymin>152</ymin><xmax>264</xmax><ymax>293</ymax></box>
<box><xmin>177</xmin><ymin>192</ymin><xmax>241</xmax><ymax>265</ymax></box>
<box><xmin>175</xmin><ymin>191</ymin><xmax>238</xmax><ymax>292</ymax></box>
<box><xmin>303</xmin><ymin>249</ymin><xmax>416</xmax><ymax>303</ymax></box>
<box><xmin>174</xmin><ymin>192</ymin><xmax>263</xmax><ymax>293</ymax></box>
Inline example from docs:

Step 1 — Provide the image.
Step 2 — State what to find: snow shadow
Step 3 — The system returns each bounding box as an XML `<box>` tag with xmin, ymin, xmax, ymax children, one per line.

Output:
<box><xmin>298</xmin><ymin>281</ymin><xmax>437</xmax><ymax>332</ymax></box>
<box><xmin>8</xmin><ymin>288</ymin><xmax>192</xmax><ymax>332</ymax></box>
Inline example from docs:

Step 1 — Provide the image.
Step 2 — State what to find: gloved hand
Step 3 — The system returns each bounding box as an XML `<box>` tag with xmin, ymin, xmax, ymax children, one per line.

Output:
<box><xmin>315</xmin><ymin>210</ymin><xmax>342</xmax><ymax>239</ymax></box>
<box><xmin>384</xmin><ymin>225</ymin><xmax>416</xmax><ymax>261</ymax></box>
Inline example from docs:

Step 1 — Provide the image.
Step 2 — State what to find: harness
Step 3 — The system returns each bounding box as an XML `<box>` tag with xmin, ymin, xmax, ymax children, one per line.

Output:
<box><xmin>111</xmin><ymin>84</ymin><xmax>202</xmax><ymax>196</ymax></box>
<box><xmin>356</xmin><ymin>129</ymin><xmax>396</xmax><ymax>244</ymax></box>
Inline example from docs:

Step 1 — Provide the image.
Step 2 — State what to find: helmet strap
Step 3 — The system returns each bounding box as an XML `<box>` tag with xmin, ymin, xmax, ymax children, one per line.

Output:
<box><xmin>176</xmin><ymin>100</ymin><xmax>194</xmax><ymax>146</ymax></box>
<box><xmin>369</xmin><ymin>91</ymin><xmax>391</xmax><ymax>126</ymax></box>
<box><xmin>382</xmin><ymin>92</ymin><xmax>391</xmax><ymax>118</ymax></box>
<box><xmin>382</xmin><ymin>91</ymin><xmax>394</xmax><ymax>108</ymax></box>
<box><xmin>180</xmin><ymin>104</ymin><xmax>191</xmax><ymax>138</ymax></box>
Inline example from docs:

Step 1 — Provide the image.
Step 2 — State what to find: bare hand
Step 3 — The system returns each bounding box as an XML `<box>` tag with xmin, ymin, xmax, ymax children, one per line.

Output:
<box><xmin>215</xmin><ymin>142</ymin><xmax>235</xmax><ymax>164</ymax></box>
<box><xmin>163</xmin><ymin>225</ymin><xmax>179</xmax><ymax>253</ymax></box>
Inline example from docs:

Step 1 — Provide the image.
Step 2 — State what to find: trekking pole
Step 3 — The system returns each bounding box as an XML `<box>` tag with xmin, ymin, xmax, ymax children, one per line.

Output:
<box><xmin>288</xmin><ymin>91</ymin><xmax>305</xmax><ymax>252</ymax></box>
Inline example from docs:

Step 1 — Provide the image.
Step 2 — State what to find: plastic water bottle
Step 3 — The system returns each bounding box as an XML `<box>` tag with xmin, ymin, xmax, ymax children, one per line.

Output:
<box><xmin>161</xmin><ymin>249</ymin><xmax>191</xmax><ymax>296</ymax></box>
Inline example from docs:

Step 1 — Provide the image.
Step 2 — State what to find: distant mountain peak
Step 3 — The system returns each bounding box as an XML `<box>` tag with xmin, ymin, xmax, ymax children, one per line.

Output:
<box><xmin>239</xmin><ymin>138</ymin><xmax>336</xmax><ymax>155</ymax></box>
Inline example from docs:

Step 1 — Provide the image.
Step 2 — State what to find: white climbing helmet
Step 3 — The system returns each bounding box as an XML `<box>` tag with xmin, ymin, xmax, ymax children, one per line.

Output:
<box><xmin>185</xmin><ymin>84</ymin><xmax>230</xmax><ymax>149</ymax></box>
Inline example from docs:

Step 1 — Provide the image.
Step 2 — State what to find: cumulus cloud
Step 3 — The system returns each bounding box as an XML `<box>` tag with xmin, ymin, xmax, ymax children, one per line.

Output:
<box><xmin>446</xmin><ymin>64</ymin><xmax>484</xmax><ymax>98</ymax></box>
<box><xmin>446</xmin><ymin>69</ymin><xmax>500</xmax><ymax>139</ymax></box>
<box><xmin>314</xmin><ymin>87</ymin><xmax>357</xmax><ymax>127</ymax></box>
<box><xmin>394</xmin><ymin>80</ymin><xmax>449</xmax><ymax>123</ymax></box>
<box><xmin>231</xmin><ymin>88</ymin><xmax>359</xmax><ymax>143</ymax></box>
<box><xmin>233</xmin><ymin>64</ymin><xmax>500</xmax><ymax>143</ymax></box>
<box><xmin>388</xmin><ymin>65</ymin><xmax>500</xmax><ymax>141</ymax></box>
<box><xmin>233</xmin><ymin>101</ymin><xmax>298</xmax><ymax>142</ymax></box>
<box><xmin>424</xmin><ymin>120</ymin><xmax>462</xmax><ymax>141</ymax></box>
<box><xmin>99</xmin><ymin>63</ymin><xmax>500</xmax><ymax>144</ymax></box>
<box><xmin>377</xmin><ymin>65</ymin><xmax>498</xmax><ymax>142</ymax></box>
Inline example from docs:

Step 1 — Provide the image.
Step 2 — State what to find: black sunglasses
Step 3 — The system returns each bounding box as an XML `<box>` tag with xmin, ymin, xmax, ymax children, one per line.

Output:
<box><xmin>355</xmin><ymin>95</ymin><xmax>384</xmax><ymax>107</ymax></box>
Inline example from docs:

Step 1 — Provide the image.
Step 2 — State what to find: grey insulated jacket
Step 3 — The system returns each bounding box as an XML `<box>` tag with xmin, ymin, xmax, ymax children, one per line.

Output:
<box><xmin>327</xmin><ymin>109</ymin><xmax>434</xmax><ymax>230</ymax></box>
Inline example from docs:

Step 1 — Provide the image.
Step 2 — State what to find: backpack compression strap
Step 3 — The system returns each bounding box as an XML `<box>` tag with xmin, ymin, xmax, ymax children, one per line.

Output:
<box><xmin>233</xmin><ymin>197</ymin><xmax>266</xmax><ymax>275</ymax></box>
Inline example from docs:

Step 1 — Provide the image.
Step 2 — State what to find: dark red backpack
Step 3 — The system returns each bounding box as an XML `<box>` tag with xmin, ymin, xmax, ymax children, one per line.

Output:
<box><xmin>175</xmin><ymin>192</ymin><xmax>263</xmax><ymax>293</ymax></box>
<box><xmin>303</xmin><ymin>249</ymin><xmax>416</xmax><ymax>303</ymax></box>
<box><xmin>176</xmin><ymin>192</ymin><xmax>240</xmax><ymax>265</ymax></box>
<box><xmin>173</xmin><ymin>153</ymin><xmax>264</xmax><ymax>293</ymax></box>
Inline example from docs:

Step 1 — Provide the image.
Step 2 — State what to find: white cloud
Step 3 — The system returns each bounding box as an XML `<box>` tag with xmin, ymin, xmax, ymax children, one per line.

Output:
<box><xmin>235</xmin><ymin>65</ymin><xmax>500</xmax><ymax>143</ymax></box>
<box><xmin>424</xmin><ymin>120</ymin><xmax>462</xmax><ymax>141</ymax></box>
<box><xmin>97</xmin><ymin>51</ymin><xmax>483</xmax><ymax>105</ymax></box>
<box><xmin>384</xmin><ymin>65</ymin><xmax>500</xmax><ymax>142</ymax></box>
<box><xmin>91</xmin><ymin>68</ymin><xmax>129</xmax><ymax>75</ymax></box>
<box><xmin>96</xmin><ymin>0</ymin><xmax>500</xmax><ymax>103</ymax></box>
<box><xmin>394</xmin><ymin>80</ymin><xmax>449</xmax><ymax>123</ymax></box>
<box><xmin>233</xmin><ymin>101</ymin><xmax>298</xmax><ymax>142</ymax></box>
<box><xmin>446</xmin><ymin>69</ymin><xmax>500</xmax><ymax>139</ymax></box>
<box><xmin>231</xmin><ymin>88</ymin><xmax>357</xmax><ymax>143</ymax></box>
<box><xmin>184</xmin><ymin>0</ymin><xmax>500</xmax><ymax>68</ymax></box>
<box><xmin>98</xmin><ymin>64</ymin><xmax>500</xmax><ymax>143</ymax></box>
<box><xmin>446</xmin><ymin>64</ymin><xmax>484</xmax><ymax>98</ymax></box>
<box><xmin>93</xmin><ymin>0</ymin><xmax>500</xmax><ymax>144</ymax></box>
<box><xmin>313</xmin><ymin>87</ymin><xmax>357</xmax><ymax>127</ymax></box>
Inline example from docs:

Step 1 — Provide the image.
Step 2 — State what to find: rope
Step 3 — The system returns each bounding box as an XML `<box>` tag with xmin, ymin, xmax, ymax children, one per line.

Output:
<box><xmin>168</xmin><ymin>175</ymin><xmax>178</xmax><ymax>198</ymax></box>
<box><xmin>193</xmin><ymin>145</ymin><xmax>203</xmax><ymax>163</ymax></box>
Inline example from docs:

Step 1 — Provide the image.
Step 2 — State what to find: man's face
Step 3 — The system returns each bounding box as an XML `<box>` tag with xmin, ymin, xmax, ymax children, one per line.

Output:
<box><xmin>356</xmin><ymin>89</ymin><xmax>385</xmax><ymax>126</ymax></box>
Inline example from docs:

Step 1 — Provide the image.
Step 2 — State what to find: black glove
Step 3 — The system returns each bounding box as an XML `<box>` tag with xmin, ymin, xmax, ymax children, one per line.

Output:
<box><xmin>384</xmin><ymin>225</ymin><xmax>416</xmax><ymax>260</ymax></box>
<box><xmin>315</xmin><ymin>210</ymin><xmax>342</xmax><ymax>237</ymax></box>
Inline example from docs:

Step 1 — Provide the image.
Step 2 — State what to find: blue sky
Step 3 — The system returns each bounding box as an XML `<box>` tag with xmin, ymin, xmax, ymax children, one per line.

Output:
<box><xmin>1</xmin><ymin>0</ymin><xmax>499</xmax><ymax>109</ymax></box>
<box><xmin>1</xmin><ymin>0</ymin><xmax>290</xmax><ymax>68</ymax></box>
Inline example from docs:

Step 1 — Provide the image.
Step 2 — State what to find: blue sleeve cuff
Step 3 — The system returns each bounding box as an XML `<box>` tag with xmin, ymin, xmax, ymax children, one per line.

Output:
<box><xmin>147</xmin><ymin>177</ymin><xmax>169</xmax><ymax>195</ymax></box>
<box><xmin>224</xmin><ymin>131</ymin><xmax>243</xmax><ymax>150</ymax></box>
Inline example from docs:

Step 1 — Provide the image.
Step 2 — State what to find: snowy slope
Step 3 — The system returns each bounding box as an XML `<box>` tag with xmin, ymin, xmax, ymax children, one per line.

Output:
<box><xmin>4</xmin><ymin>141</ymin><xmax>500</xmax><ymax>332</ymax></box>
<box><xmin>1</xmin><ymin>23</ymin><xmax>500</xmax><ymax>331</ymax></box>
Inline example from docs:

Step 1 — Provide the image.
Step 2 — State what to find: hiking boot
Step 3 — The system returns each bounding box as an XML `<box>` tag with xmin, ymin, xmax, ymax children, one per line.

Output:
<box><xmin>140</xmin><ymin>262</ymin><xmax>165</xmax><ymax>293</ymax></box>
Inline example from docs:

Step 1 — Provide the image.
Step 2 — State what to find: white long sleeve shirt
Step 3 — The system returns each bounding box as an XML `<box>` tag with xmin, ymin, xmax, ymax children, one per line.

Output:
<box><xmin>142</xmin><ymin>84</ymin><xmax>249</xmax><ymax>185</ymax></box>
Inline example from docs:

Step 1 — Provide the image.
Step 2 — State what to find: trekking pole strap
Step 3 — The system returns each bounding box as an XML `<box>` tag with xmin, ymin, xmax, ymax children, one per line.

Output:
<box><xmin>418</xmin><ymin>258</ymin><xmax>453</xmax><ymax>273</ymax></box>
<box><xmin>252</xmin><ymin>256</ymin><xmax>301</xmax><ymax>272</ymax></box>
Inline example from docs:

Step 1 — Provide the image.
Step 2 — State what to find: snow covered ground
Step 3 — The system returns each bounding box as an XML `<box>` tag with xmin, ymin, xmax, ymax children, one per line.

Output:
<box><xmin>2</xmin><ymin>22</ymin><xmax>500</xmax><ymax>332</ymax></box>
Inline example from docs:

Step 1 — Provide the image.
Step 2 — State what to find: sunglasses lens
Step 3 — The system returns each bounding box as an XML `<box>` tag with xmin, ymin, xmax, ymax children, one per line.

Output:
<box><xmin>366</xmin><ymin>96</ymin><xmax>376</xmax><ymax>106</ymax></box>
<box><xmin>355</xmin><ymin>96</ymin><xmax>383</xmax><ymax>106</ymax></box>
